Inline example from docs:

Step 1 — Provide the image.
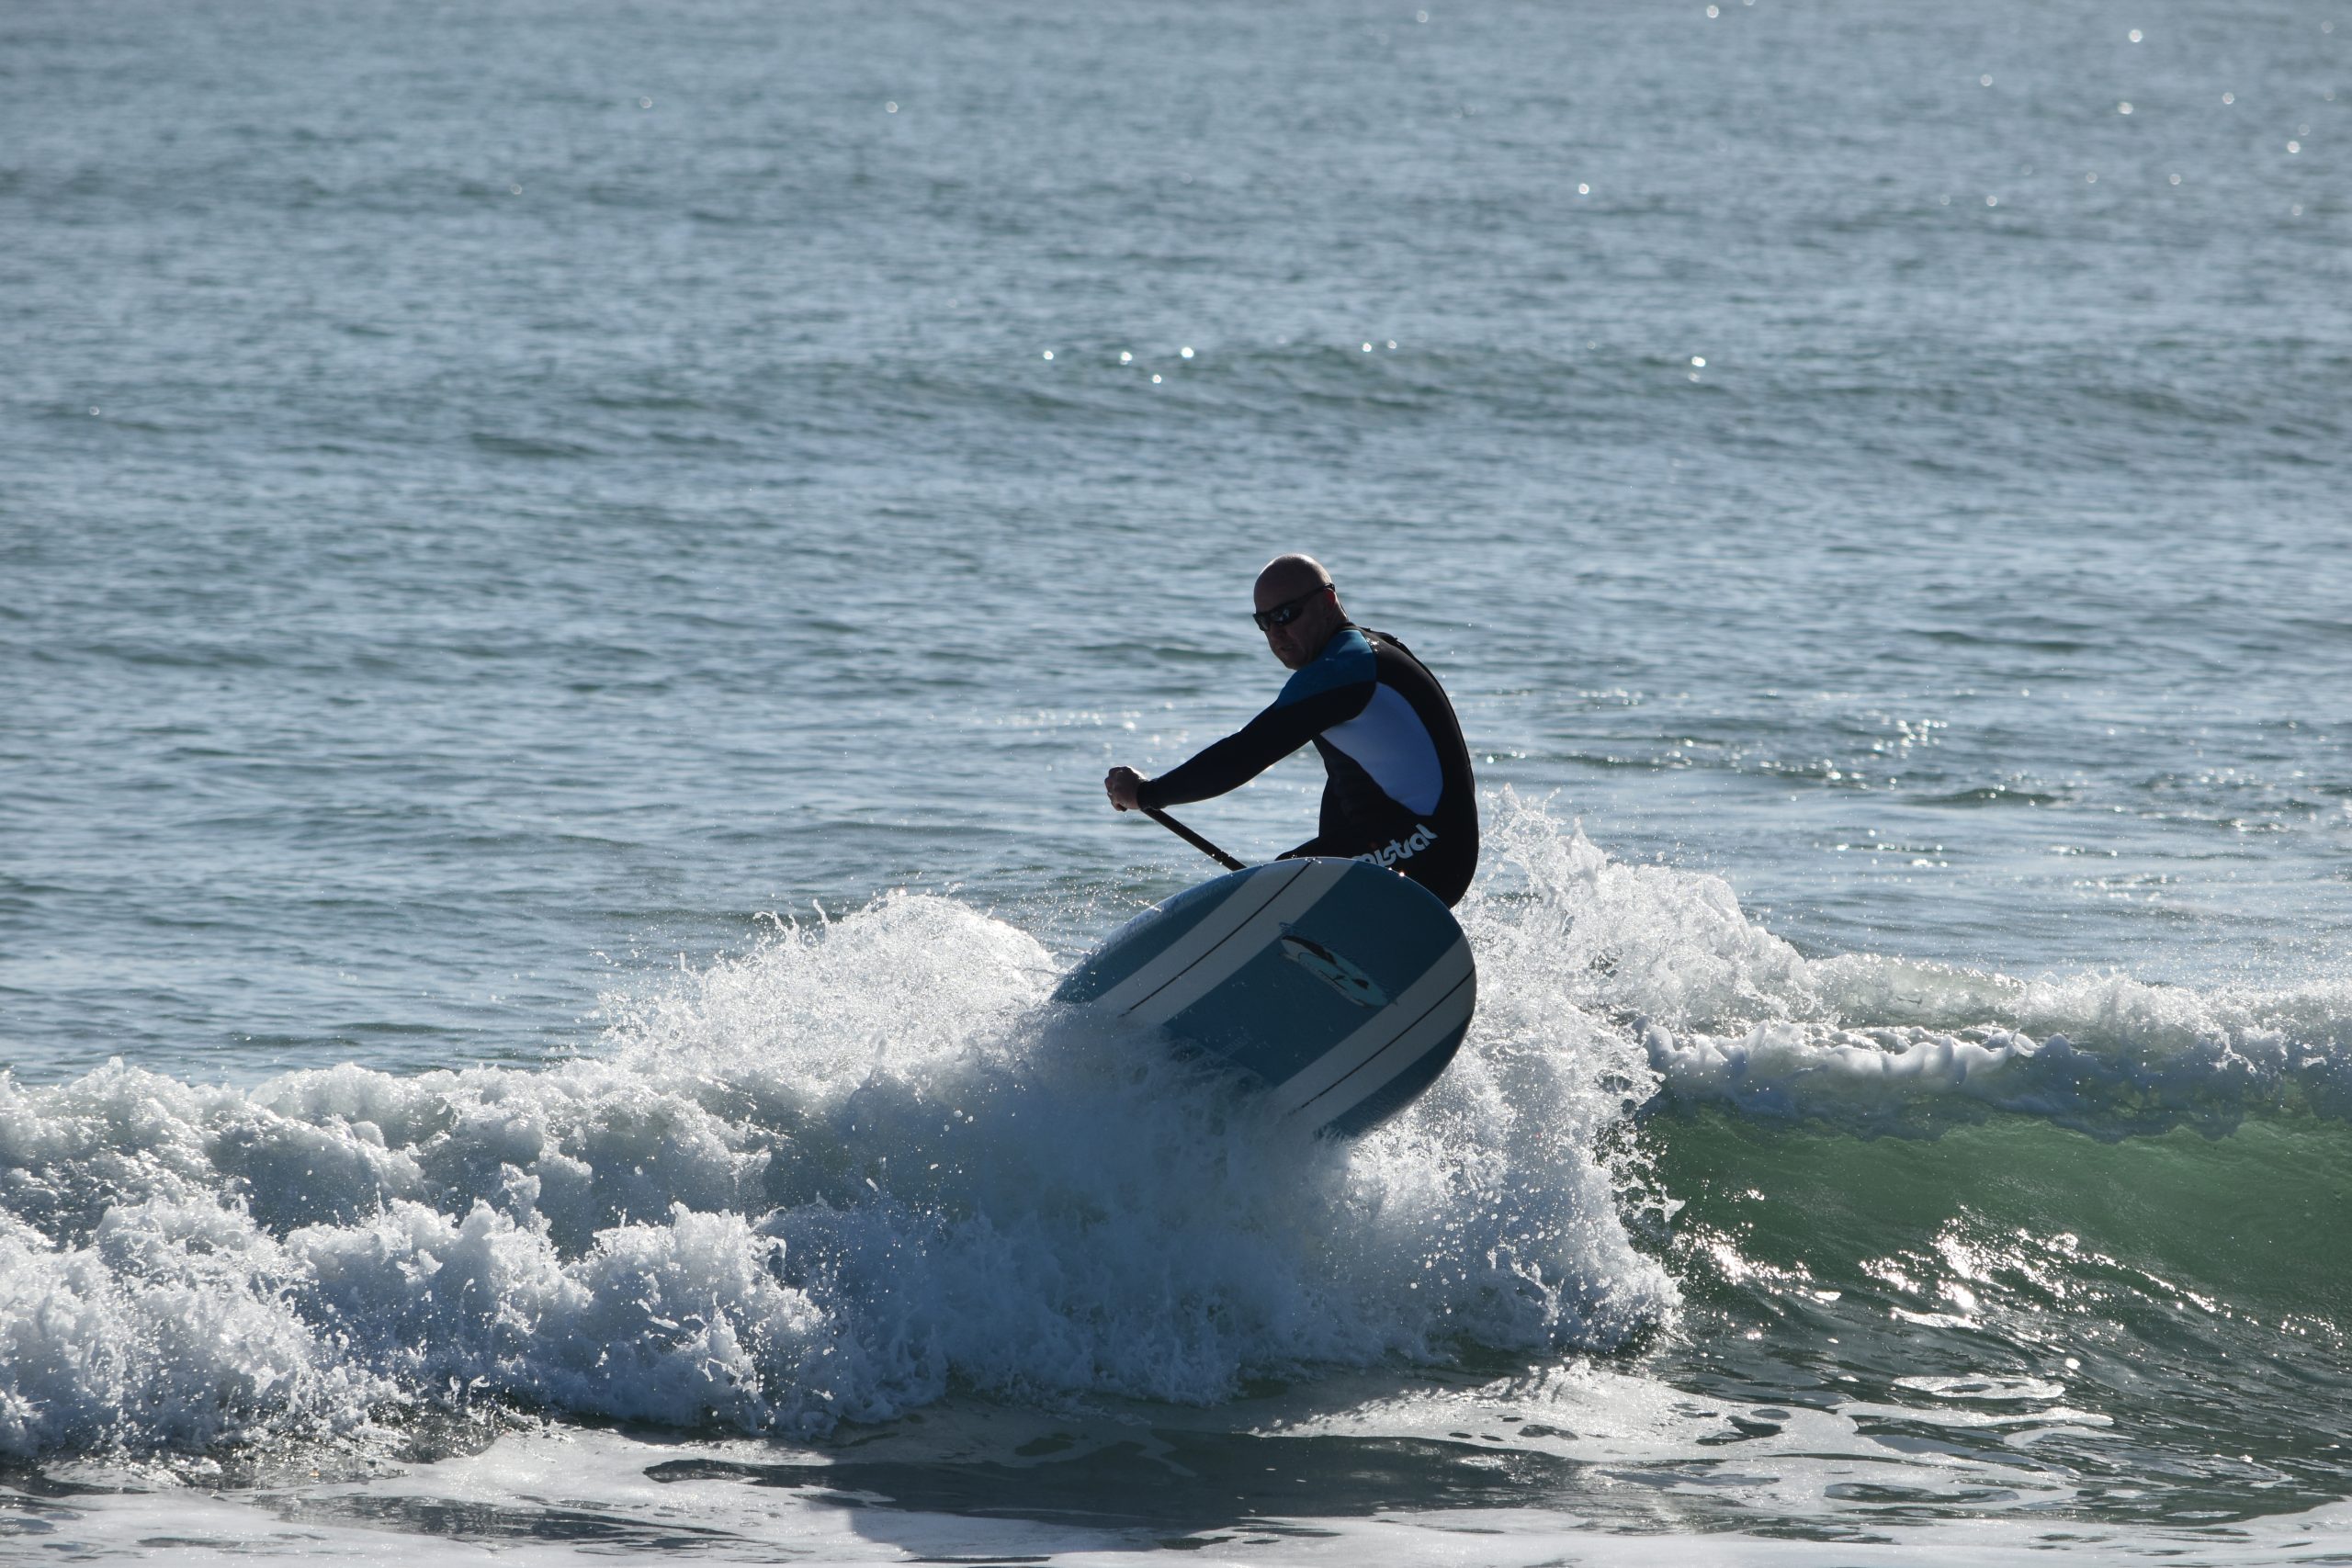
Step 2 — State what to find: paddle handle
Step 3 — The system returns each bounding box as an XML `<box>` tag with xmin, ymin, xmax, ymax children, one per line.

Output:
<box><xmin>1142</xmin><ymin>807</ymin><xmax>1247</xmax><ymax>872</ymax></box>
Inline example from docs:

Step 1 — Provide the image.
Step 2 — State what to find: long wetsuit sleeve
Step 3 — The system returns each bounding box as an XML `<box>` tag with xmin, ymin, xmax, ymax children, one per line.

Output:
<box><xmin>1136</xmin><ymin>685</ymin><xmax>1368</xmax><ymax>809</ymax></box>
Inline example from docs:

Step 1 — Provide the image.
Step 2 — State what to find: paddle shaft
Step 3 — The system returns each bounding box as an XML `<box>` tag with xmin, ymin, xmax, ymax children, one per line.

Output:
<box><xmin>1142</xmin><ymin>807</ymin><xmax>1247</xmax><ymax>872</ymax></box>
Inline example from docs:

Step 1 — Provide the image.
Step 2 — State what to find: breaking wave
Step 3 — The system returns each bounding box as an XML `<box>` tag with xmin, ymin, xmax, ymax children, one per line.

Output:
<box><xmin>7</xmin><ymin>793</ymin><xmax>2343</xmax><ymax>1465</ymax></box>
<box><xmin>0</xmin><ymin>806</ymin><xmax>1670</xmax><ymax>1460</ymax></box>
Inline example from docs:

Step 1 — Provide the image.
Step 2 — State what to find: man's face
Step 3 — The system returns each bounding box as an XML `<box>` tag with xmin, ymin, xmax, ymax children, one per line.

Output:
<box><xmin>1254</xmin><ymin>581</ymin><xmax>1335</xmax><ymax>670</ymax></box>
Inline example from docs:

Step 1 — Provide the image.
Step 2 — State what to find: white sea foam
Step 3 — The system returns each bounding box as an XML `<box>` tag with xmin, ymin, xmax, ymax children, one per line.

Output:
<box><xmin>1644</xmin><ymin>1009</ymin><xmax>2352</xmax><ymax>1137</ymax></box>
<box><xmin>11</xmin><ymin>795</ymin><xmax>2339</xmax><ymax>1465</ymax></box>
<box><xmin>1456</xmin><ymin>792</ymin><xmax>2352</xmax><ymax>1136</ymax></box>
<box><xmin>0</xmin><ymin>838</ymin><xmax>1672</xmax><ymax>1461</ymax></box>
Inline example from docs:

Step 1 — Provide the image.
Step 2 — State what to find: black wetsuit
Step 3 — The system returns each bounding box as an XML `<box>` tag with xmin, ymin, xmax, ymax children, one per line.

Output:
<box><xmin>1136</xmin><ymin>625</ymin><xmax>1479</xmax><ymax>907</ymax></box>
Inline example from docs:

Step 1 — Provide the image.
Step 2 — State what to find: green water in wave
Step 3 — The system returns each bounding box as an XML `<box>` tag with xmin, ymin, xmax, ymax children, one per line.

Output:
<box><xmin>1645</xmin><ymin>1110</ymin><xmax>2352</xmax><ymax>1525</ymax></box>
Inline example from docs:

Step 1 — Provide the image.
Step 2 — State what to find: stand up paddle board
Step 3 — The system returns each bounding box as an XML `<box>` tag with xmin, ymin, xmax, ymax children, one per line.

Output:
<box><xmin>1055</xmin><ymin>858</ymin><xmax>1476</xmax><ymax>1136</ymax></box>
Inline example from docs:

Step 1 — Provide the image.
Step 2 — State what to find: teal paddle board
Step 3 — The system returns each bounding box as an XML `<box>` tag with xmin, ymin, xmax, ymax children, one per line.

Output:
<box><xmin>1056</xmin><ymin>858</ymin><xmax>1476</xmax><ymax>1136</ymax></box>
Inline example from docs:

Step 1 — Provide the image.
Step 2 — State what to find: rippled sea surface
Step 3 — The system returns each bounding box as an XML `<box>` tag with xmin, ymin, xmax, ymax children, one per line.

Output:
<box><xmin>4</xmin><ymin>0</ymin><xmax>2349</xmax><ymax>1561</ymax></box>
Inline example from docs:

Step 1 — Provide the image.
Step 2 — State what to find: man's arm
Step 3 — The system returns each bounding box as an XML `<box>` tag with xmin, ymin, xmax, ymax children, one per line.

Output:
<box><xmin>1121</xmin><ymin>684</ymin><xmax>1367</xmax><ymax>810</ymax></box>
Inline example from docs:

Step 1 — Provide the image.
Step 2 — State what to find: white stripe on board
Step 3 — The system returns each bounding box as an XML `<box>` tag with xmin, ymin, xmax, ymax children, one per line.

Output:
<box><xmin>1265</xmin><ymin>935</ymin><xmax>1476</xmax><ymax>1121</ymax></box>
<box><xmin>1283</xmin><ymin>970</ymin><xmax>1475</xmax><ymax>1130</ymax></box>
<box><xmin>1121</xmin><ymin>859</ymin><xmax>1355</xmax><ymax>1026</ymax></box>
<box><xmin>1089</xmin><ymin>862</ymin><xmax>1302</xmax><ymax>1015</ymax></box>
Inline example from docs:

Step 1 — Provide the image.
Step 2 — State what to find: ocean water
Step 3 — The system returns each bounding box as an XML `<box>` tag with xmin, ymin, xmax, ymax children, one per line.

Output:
<box><xmin>4</xmin><ymin>0</ymin><xmax>2349</xmax><ymax>1560</ymax></box>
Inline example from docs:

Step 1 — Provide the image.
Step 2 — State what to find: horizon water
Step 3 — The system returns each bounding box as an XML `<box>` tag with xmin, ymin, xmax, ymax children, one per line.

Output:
<box><xmin>4</xmin><ymin>0</ymin><xmax>2350</xmax><ymax>1561</ymax></box>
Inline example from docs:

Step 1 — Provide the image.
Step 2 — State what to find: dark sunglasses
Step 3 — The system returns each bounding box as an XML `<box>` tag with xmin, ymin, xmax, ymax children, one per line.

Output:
<box><xmin>1252</xmin><ymin>584</ymin><xmax>1330</xmax><ymax>631</ymax></box>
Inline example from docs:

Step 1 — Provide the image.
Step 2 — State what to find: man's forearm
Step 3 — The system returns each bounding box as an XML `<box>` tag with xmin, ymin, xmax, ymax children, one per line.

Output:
<box><xmin>1136</xmin><ymin>689</ymin><xmax>1360</xmax><ymax>809</ymax></box>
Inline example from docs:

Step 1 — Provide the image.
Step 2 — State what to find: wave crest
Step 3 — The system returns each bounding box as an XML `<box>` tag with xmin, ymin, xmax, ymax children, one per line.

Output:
<box><xmin>0</xmin><ymin>882</ymin><xmax>1670</xmax><ymax>1460</ymax></box>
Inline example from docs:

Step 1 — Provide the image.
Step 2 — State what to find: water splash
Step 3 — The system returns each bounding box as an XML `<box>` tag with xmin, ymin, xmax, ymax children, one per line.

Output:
<box><xmin>0</xmin><ymin>843</ymin><xmax>1672</xmax><ymax>1461</ymax></box>
<box><xmin>18</xmin><ymin>795</ymin><xmax>2341</xmax><ymax>1463</ymax></box>
<box><xmin>1463</xmin><ymin>791</ymin><xmax>2352</xmax><ymax>1138</ymax></box>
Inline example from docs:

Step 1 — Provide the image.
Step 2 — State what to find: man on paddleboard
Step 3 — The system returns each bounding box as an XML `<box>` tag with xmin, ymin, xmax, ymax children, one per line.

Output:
<box><xmin>1104</xmin><ymin>555</ymin><xmax>1479</xmax><ymax>907</ymax></box>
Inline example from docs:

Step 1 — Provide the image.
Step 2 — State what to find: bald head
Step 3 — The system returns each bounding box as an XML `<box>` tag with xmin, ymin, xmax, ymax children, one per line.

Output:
<box><xmin>1252</xmin><ymin>554</ymin><xmax>1347</xmax><ymax>670</ymax></box>
<box><xmin>1255</xmin><ymin>554</ymin><xmax>1332</xmax><ymax>604</ymax></box>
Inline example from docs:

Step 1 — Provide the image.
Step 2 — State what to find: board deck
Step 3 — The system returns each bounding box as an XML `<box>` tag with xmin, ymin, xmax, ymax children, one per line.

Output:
<box><xmin>1055</xmin><ymin>858</ymin><xmax>1476</xmax><ymax>1136</ymax></box>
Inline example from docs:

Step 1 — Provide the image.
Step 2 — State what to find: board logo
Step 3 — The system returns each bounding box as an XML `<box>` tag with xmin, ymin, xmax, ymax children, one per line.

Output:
<box><xmin>1278</xmin><ymin>931</ymin><xmax>1389</xmax><ymax>1009</ymax></box>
